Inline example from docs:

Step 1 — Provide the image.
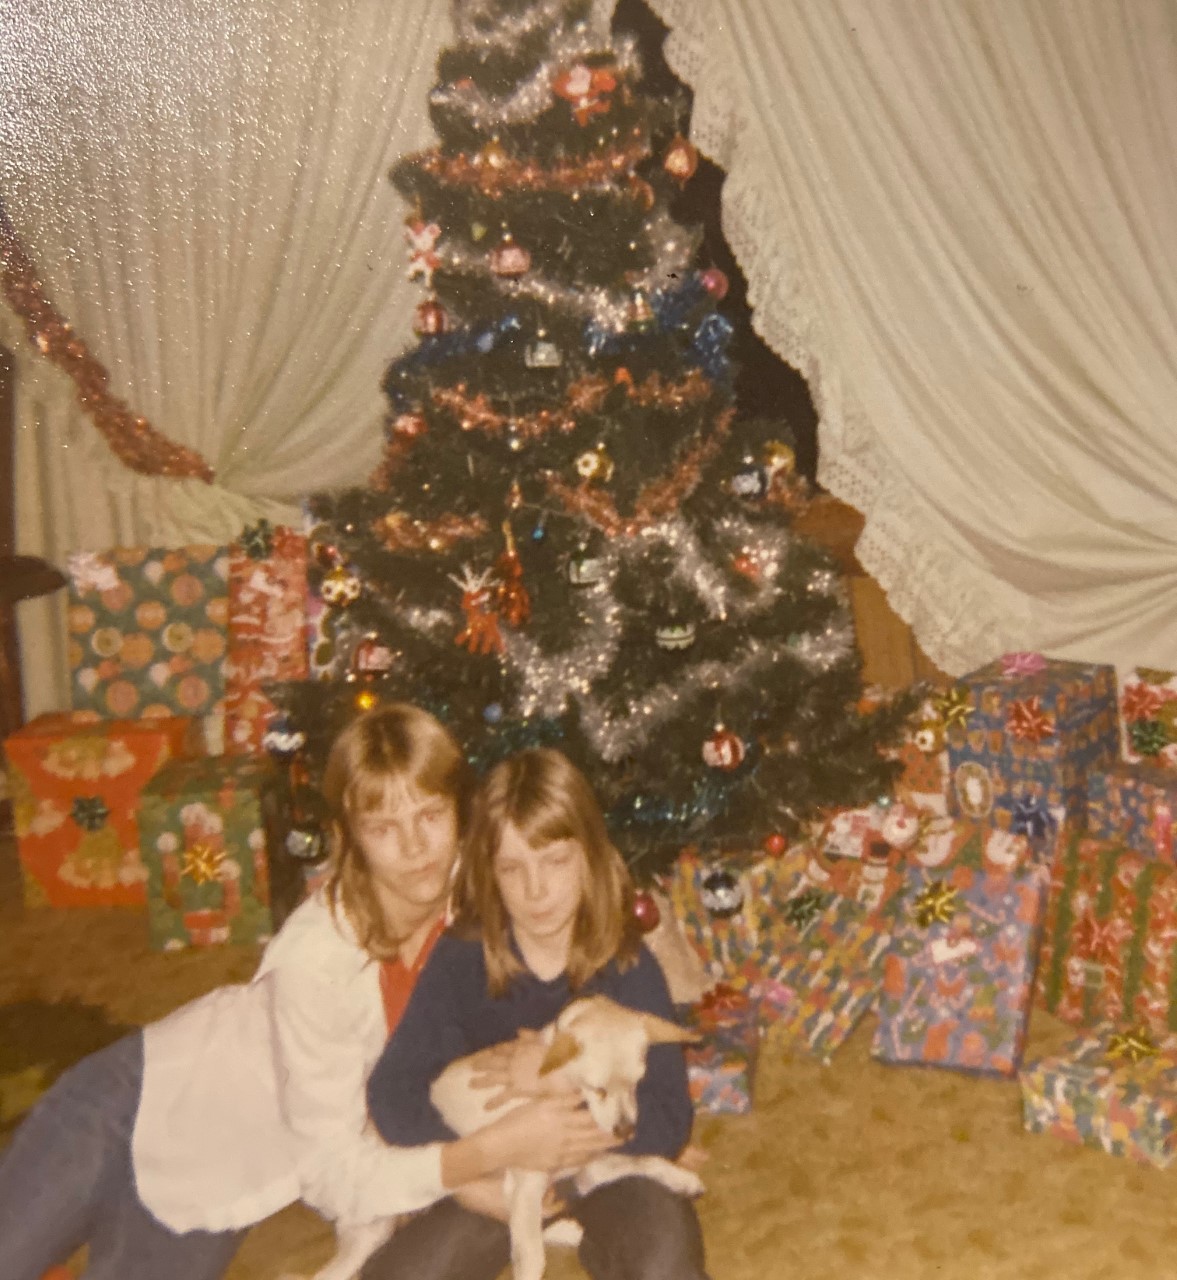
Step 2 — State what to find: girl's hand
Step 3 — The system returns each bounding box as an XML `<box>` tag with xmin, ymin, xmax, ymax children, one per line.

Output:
<box><xmin>481</xmin><ymin>1094</ymin><xmax>617</xmax><ymax>1173</ymax></box>
<box><xmin>471</xmin><ymin>1029</ymin><xmax>574</xmax><ymax>1108</ymax></box>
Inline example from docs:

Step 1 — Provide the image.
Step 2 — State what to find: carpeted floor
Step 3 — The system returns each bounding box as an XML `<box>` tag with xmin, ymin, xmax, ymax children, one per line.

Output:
<box><xmin>1</xmin><ymin>840</ymin><xmax>1173</xmax><ymax>1279</ymax></box>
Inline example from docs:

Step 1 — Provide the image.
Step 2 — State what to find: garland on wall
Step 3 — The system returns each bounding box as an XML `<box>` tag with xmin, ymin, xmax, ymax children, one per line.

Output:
<box><xmin>0</xmin><ymin>200</ymin><xmax>215</xmax><ymax>483</ymax></box>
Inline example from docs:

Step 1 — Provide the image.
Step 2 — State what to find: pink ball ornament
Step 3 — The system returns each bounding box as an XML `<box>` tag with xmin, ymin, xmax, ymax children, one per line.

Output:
<box><xmin>699</xmin><ymin>268</ymin><xmax>729</xmax><ymax>300</ymax></box>
<box><xmin>632</xmin><ymin>890</ymin><xmax>661</xmax><ymax>934</ymax></box>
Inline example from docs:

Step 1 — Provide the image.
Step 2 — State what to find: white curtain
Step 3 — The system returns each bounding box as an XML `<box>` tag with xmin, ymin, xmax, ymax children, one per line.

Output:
<box><xmin>1</xmin><ymin>0</ymin><xmax>453</xmax><ymax>714</ymax></box>
<box><xmin>649</xmin><ymin>0</ymin><xmax>1177</xmax><ymax>676</ymax></box>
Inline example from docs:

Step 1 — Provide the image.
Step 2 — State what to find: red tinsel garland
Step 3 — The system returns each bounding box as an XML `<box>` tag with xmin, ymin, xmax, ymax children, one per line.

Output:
<box><xmin>0</xmin><ymin>200</ymin><xmax>214</xmax><ymax>483</ymax></box>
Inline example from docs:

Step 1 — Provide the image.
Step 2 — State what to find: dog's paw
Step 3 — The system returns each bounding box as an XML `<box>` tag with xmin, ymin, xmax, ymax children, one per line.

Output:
<box><xmin>542</xmin><ymin>1218</ymin><xmax>584</xmax><ymax>1249</ymax></box>
<box><xmin>662</xmin><ymin>1166</ymin><xmax>705</xmax><ymax>1197</ymax></box>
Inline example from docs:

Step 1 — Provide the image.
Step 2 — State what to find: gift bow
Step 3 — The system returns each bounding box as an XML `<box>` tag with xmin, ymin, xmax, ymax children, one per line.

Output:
<box><xmin>933</xmin><ymin>687</ymin><xmax>973</xmax><ymax>732</ymax></box>
<box><xmin>66</xmin><ymin>550</ymin><xmax>120</xmax><ymax>595</ymax></box>
<box><xmin>697</xmin><ymin>982</ymin><xmax>747</xmax><ymax>1025</ymax></box>
<box><xmin>1106</xmin><ymin>1028</ymin><xmax>1159</xmax><ymax>1066</ymax></box>
<box><xmin>182</xmin><ymin>841</ymin><xmax>227</xmax><ymax>885</ymax></box>
<box><xmin>782</xmin><ymin>888</ymin><xmax>830</xmax><ymax>931</ymax></box>
<box><xmin>913</xmin><ymin>881</ymin><xmax>959</xmax><ymax>928</ymax></box>
<box><xmin>1010</xmin><ymin>795</ymin><xmax>1058</xmax><ymax>843</ymax></box>
<box><xmin>70</xmin><ymin>795</ymin><xmax>109</xmax><ymax>832</ymax></box>
<box><xmin>1000</xmin><ymin>651</ymin><xmax>1047</xmax><ymax>678</ymax></box>
<box><xmin>1006</xmin><ymin>696</ymin><xmax>1055</xmax><ymax>743</ymax></box>
<box><xmin>240</xmin><ymin>518</ymin><xmax>275</xmax><ymax>561</ymax></box>
<box><xmin>1074</xmin><ymin>913</ymin><xmax>1119</xmax><ymax>966</ymax></box>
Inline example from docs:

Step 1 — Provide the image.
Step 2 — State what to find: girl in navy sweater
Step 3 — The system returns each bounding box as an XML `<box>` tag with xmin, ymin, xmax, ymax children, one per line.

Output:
<box><xmin>363</xmin><ymin>747</ymin><xmax>709</xmax><ymax>1280</ymax></box>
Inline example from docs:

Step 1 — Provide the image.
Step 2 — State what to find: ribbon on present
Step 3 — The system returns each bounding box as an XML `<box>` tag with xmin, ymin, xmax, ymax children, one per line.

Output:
<box><xmin>1130</xmin><ymin>719</ymin><xmax>1171</xmax><ymax>758</ymax></box>
<box><xmin>1106</xmin><ymin>1027</ymin><xmax>1159</xmax><ymax>1066</ymax></box>
<box><xmin>1010</xmin><ymin>795</ymin><xmax>1058</xmax><ymax>844</ymax></box>
<box><xmin>782</xmin><ymin>888</ymin><xmax>830</xmax><ymax>931</ymax></box>
<box><xmin>1000</xmin><ymin>651</ymin><xmax>1047</xmax><ymax>678</ymax></box>
<box><xmin>933</xmin><ymin>687</ymin><xmax>973</xmax><ymax>732</ymax></box>
<box><xmin>913</xmin><ymin>881</ymin><xmax>958</xmax><ymax>928</ymax></box>
<box><xmin>239</xmin><ymin>518</ymin><xmax>275</xmax><ymax>561</ymax></box>
<box><xmin>696</xmin><ymin>982</ymin><xmax>748</xmax><ymax>1028</ymax></box>
<box><xmin>1006</xmin><ymin>696</ymin><xmax>1055</xmax><ymax>743</ymax></box>
<box><xmin>1074</xmin><ymin>912</ymin><xmax>1119</xmax><ymax>966</ymax></box>
<box><xmin>182</xmin><ymin>841</ymin><xmax>226</xmax><ymax>885</ymax></box>
<box><xmin>70</xmin><ymin>795</ymin><xmax>109</xmax><ymax>831</ymax></box>
<box><xmin>1122</xmin><ymin>683</ymin><xmax>1166</xmax><ymax>724</ymax></box>
<box><xmin>66</xmin><ymin>550</ymin><xmax>120</xmax><ymax>595</ymax></box>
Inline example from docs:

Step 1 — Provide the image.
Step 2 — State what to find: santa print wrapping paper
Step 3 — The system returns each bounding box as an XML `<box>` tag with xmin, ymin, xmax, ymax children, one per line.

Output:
<box><xmin>1119</xmin><ymin>668</ymin><xmax>1177</xmax><ymax>768</ymax></box>
<box><xmin>872</xmin><ymin>862</ymin><xmax>1046</xmax><ymax>1077</ymax></box>
<box><xmin>223</xmin><ymin>524</ymin><xmax>310</xmax><ymax>755</ymax></box>
<box><xmin>66</xmin><ymin>545</ymin><xmax>230</xmax><ymax>720</ymax></box>
<box><xmin>944</xmin><ymin>655</ymin><xmax>1119</xmax><ymax>836</ymax></box>
<box><xmin>682</xmin><ymin>986</ymin><xmax>760</xmax><ymax>1114</ymax></box>
<box><xmin>1036</xmin><ymin>835</ymin><xmax>1177</xmax><ymax>1032</ymax></box>
<box><xmin>4</xmin><ymin>713</ymin><xmax>194</xmax><ymax>908</ymax></box>
<box><xmin>1086</xmin><ymin>763</ymin><xmax>1177</xmax><ymax>863</ymax></box>
<box><xmin>139</xmin><ymin>755</ymin><xmax>293</xmax><ymax>950</ymax></box>
<box><xmin>1020</xmin><ymin>1024</ymin><xmax>1177</xmax><ymax>1168</ymax></box>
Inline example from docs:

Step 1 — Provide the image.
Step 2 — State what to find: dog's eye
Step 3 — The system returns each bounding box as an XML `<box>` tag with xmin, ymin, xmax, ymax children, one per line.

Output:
<box><xmin>594</xmin><ymin>1087</ymin><xmax>607</xmax><ymax>1100</ymax></box>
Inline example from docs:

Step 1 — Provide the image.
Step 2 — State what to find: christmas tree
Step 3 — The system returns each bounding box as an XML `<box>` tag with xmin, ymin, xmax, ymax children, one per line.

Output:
<box><xmin>273</xmin><ymin>0</ymin><xmax>912</xmax><ymax>879</ymax></box>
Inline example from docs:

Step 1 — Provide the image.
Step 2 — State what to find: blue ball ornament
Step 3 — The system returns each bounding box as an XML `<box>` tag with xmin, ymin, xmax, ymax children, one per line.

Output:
<box><xmin>483</xmin><ymin>703</ymin><xmax>504</xmax><ymax>724</ymax></box>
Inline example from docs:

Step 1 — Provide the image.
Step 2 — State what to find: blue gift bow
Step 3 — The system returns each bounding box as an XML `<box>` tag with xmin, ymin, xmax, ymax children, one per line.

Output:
<box><xmin>71</xmin><ymin>795</ymin><xmax>110</xmax><ymax>832</ymax></box>
<box><xmin>1010</xmin><ymin>795</ymin><xmax>1057</xmax><ymax>842</ymax></box>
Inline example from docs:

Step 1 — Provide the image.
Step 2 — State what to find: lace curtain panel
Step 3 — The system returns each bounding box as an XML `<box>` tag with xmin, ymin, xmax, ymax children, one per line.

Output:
<box><xmin>649</xmin><ymin>0</ymin><xmax>1177</xmax><ymax>676</ymax></box>
<box><xmin>1</xmin><ymin>0</ymin><xmax>452</xmax><ymax>715</ymax></box>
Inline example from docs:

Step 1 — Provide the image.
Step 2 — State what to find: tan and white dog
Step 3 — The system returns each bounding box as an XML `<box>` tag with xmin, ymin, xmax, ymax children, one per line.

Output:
<box><xmin>304</xmin><ymin>995</ymin><xmax>701</xmax><ymax>1280</ymax></box>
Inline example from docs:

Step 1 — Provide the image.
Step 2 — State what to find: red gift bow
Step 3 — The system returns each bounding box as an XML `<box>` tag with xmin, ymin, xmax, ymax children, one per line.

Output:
<box><xmin>697</xmin><ymin>982</ymin><xmax>747</xmax><ymax>1025</ymax></box>
<box><xmin>1074</xmin><ymin>912</ymin><xmax>1119</xmax><ymax>966</ymax></box>
<box><xmin>1006</xmin><ymin>696</ymin><xmax>1055</xmax><ymax>743</ymax></box>
<box><xmin>1121</xmin><ymin>683</ymin><xmax>1166</xmax><ymax>723</ymax></box>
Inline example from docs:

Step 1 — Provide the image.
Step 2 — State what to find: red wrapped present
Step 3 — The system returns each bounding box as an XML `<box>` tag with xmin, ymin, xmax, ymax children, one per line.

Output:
<box><xmin>4</xmin><ymin>713</ymin><xmax>195</xmax><ymax>907</ymax></box>
<box><xmin>222</xmin><ymin>523</ymin><xmax>310</xmax><ymax>755</ymax></box>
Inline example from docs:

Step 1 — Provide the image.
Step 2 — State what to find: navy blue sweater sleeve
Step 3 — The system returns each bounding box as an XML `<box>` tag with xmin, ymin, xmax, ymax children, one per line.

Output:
<box><xmin>365</xmin><ymin>935</ymin><xmax>479</xmax><ymax>1146</ymax></box>
<box><xmin>605</xmin><ymin>946</ymin><xmax>694</xmax><ymax>1158</ymax></box>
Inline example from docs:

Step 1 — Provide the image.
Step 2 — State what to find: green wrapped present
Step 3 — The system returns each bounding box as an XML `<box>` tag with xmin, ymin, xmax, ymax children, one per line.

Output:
<box><xmin>139</xmin><ymin>756</ymin><xmax>299</xmax><ymax>950</ymax></box>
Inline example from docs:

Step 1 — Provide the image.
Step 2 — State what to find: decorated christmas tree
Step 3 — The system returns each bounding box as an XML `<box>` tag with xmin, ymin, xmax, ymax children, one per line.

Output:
<box><xmin>272</xmin><ymin>0</ymin><xmax>912</xmax><ymax>879</ymax></box>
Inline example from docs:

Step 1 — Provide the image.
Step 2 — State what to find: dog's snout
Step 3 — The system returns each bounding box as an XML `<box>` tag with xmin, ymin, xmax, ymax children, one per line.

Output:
<box><xmin>613</xmin><ymin>1118</ymin><xmax>635</xmax><ymax>1141</ymax></box>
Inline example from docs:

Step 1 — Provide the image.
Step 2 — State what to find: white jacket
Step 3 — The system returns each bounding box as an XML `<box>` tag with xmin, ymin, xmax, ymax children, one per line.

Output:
<box><xmin>133</xmin><ymin>891</ymin><xmax>445</xmax><ymax>1232</ymax></box>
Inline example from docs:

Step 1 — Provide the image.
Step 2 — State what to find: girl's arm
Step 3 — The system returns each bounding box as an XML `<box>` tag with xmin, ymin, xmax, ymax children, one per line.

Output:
<box><xmin>607</xmin><ymin>947</ymin><xmax>695</xmax><ymax>1158</ymax></box>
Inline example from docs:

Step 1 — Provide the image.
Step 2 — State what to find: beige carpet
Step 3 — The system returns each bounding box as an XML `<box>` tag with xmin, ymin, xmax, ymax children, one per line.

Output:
<box><xmin>1</xmin><ymin>883</ymin><xmax>1172</xmax><ymax>1279</ymax></box>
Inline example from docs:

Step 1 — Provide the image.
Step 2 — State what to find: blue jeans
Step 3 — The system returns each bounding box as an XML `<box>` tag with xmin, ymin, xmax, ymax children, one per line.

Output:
<box><xmin>0</xmin><ymin>1031</ymin><xmax>244</xmax><ymax>1280</ymax></box>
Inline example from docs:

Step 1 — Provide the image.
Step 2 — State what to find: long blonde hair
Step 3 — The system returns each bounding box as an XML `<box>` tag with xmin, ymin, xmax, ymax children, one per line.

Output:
<box><xmin>321</xmin><ymin>703</ymin><xmax>473</xmax><ymax>959</ymax></box>
<box><xmin>452</xmin><ymin>748</ymin><xmax>639</xmax><ymax>994</ymax></box>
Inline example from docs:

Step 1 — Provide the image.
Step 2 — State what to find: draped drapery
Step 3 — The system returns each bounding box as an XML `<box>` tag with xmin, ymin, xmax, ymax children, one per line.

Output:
<box><xmin>649</xmin><ymin>0</ymin><xmax>1177</xmax><ymax>676</ymax></box>
<box><xmin>1</xmin><ymin>0</ymin><xmax>453</xmax><ymax>715</ymax></box>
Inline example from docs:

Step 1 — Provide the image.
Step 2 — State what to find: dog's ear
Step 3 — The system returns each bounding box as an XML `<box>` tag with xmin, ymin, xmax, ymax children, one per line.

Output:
<box><xmin>539</xmin><ymin>1029</ymin><xmax>582</xmax><ymax>1075</ymax></box>
<box><xmin>641</xmin><ymin>1012</ymin><xmax>700</xmax><ymax>1046</ymax></box>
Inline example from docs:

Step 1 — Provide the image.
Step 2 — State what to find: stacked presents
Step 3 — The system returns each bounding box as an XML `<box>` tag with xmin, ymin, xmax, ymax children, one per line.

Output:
<box><xmin>669</xmin><ymin>653</ymin><xmax>1177</xmax><ymax>1169</ymax></box>
<box><xmin>3</xmin><ymin>523</ymin><xmax>310</xmax><ymax>949</ymax></box>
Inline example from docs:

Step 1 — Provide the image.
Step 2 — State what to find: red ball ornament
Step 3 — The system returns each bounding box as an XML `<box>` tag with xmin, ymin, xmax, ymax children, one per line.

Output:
<box><xmin>490</xmin><ymin>236</ymin><xmax>531</xmax><ymax>278</ymax></box>
<box><xmin>702</xmin><ymin>724</ymin><xmax>746</xmax><ymax>770</ymax></box>
<box><xmin>632</xmin><ymin>889</ymin><xmax>661</xmax><ymax>934</ymax></box>
<box><xmin>663</xmin><ymin>134</ymin><xmax>699</xmax><ymax>185</ymax></box>
<box><xmin>699</xmin><ymin>268</ymin><xmax>729</xmax><ymax>300</ymax></box>
<box><xmin>763</xmin><ymin>832</ymin><xmax>788</xmax><ymax>858</ymax></box>
<box><xmin>414</xmin><ymin>298</ymin><xmax>450</xmax><ymax>336</ymax></box>
<box><xmin>731</xmin><ymin>553</ymin><xmax>760</xmax><ymax>581</ymax></box>
<box><xmin>393</xmin><ymin>412</ymin><xmax>427</xmax><ymax>439</ymax></box>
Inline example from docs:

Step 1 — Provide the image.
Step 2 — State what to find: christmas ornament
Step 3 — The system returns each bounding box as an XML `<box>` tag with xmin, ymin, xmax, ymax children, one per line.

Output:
<box><xmin>490</xmin><ymin>235</ymin><xmax>531</xmax><ymax>277</ymax></box>
<box><xmin>414</xmin><ymin>298</ymin><xmax>450</xmax><ymax>337</ymax></box>
<box><xmin>392</xmin><ymin>411</ymin><xmax>427</xmax><ymax>439</ymax></box>
<box><xmin>449</xmin><ymin>565</ymin><xmax>505</xmax><ymax>655</ymax></box>
<box><xmin>525</xmin><ymin>338</ymin><xmax>562</xmax><ymax>368</ymax></box>
<box><xmin>405</xmin><ymin>217</ymin><xmax>442</xmax><ymax>287</ymax></box>
<box><xmin>654</xmin><ymin>620</ymin><xmax>696</xmax><ymax>651</ymax></box>
<box><xmin>699</xmin><ymin>267</ymin><xmax>729</xmax><ymax>300</ymax></box>
<box><xmin>285</xmin><ymin>822</ymin><xmax>325</xmax><ymax>866</ymax></box>
<box><xmin>625</xmin><ymin>291</ymin><xmax>655</xmax><ymax>333</ymax></box>
<box><xmin>700</xmin><ymin>867</ymin><xmax>743</xmax><ymax>918</ymax></box>
<box><xmin>483</xmin><ymin>703</ymin><xmax>504</xmax><ymax>724</ymax></box>
<box><xmin>632</xmin><ymin>889</ymin><xmax>661</xmax><ymax>933</ymax></box>
<box><xmin>731</xmin><ymin>458</ymin><xmax>769</xmax><ymax>498</ymax></box>
<box><xmin>567</xmin><ymin>545</ymin><xmax>607</xmax><ymax>587</ymax></box>
<box><xmin>478</xmin><ymin>137</ymin><xmax>509</xmax><ymax>170</ymax></box>
<box><xmin>494</xmin><ymin>523</ymin><xmax>531</xmax><ymax>628</ymax></box>
<box><xmin>913</xmin><ymin>880</ymin><xmax>958</xmax><ymax>928</ymax></box>
<box><xmin>354</xmin><ymin>689</ymin><xmax>379</xmax><ymax>712</ymax></box>
<box><xmin>663</xmin><ymin>134</ymin><xmax>699</xmax><ymax>185</ymax></box>
<box><xmin>575</xmin><ymin>444</ymin><xmax>615</xmax><ymax>483</ymax></box>
<box><xmin>182</xmin><ymin>841</ymin><xmax>225</xmax><ymax>886</ymax></box>
<box><xmin>764</xmin><ymin>440</ymin><xmax>796</xmax><ymax>480</ymax></box>
<box><xmin>239</xmin><ymin>518</ymin><xmax>274</xmax><ymax>560</ymax></box>
<box><xmin>731</xmin><ymin>553</ymin><xmax>760</xmax><ymax>582</ymax></box>
<box><xmin>262</xmin><ymin>715</ymin><xmax>306</xmax><ymax>763</ymax></box>
<box><xmin>702</xmin><ymin>724</ymin><xmax>746</xmax><ymax>770</ymax></box>
<box><xmin>349</xmin><ymin>632</ymin><xmax>395</xmax><ymax>679</ymax></box>
<box><xmin>320</xmin><ymin>564</ymin><xmax>362</xmax><ymax>608</ymax></box>
<box><xmin>552</xmin><ymin>63</ymin><xmax>617</xmax><ymax>126</ymax></box>
<box><xmin>763</xmin><ymin>832</ymin><xmax>788</xmax><ymax>857</ymax></box>
<box><xmin>471</xmin><ymin>221</ymin><xmax>488</xmax><ymax>242</ymax></box>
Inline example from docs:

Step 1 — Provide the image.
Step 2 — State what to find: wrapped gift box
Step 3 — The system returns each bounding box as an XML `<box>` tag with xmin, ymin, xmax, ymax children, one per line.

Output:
<box><xmin>223</xmin><ymin>523</ymin><xmax>311</xmax><ymax>755</ymax></box>
<box><xmin>683</xmin><ymin>986</ymin><xmax>760</xmax><ymax>1114</ymax></box>
<box><xmin>872</xmin><ymin>863</ymin><xmax>1046</xmax><ymax>1077</ymax></box>
<box><xmin>1119</xmin><ymin>668</ymin><xmax>1177</xmax><ymax>768</ymax></box>
<box><xmin>944</xmin><ymin>654</ymin><xmax>1119</xmax><ymax>834</ymax></box>
<box><xmin>139</xmin><ymin>755</ymin><xmax>298</xmax><ymax>950</ymax></box>
<box><xmin>4</xmin><ymin>713</ymin><xmax>194</xmax><ymax>908</ymax></box>
<box><xmin>1020</xmin><ymin>1024</ymin><xmax>1177</xmax><ymax>1168</ymax></box>
<box><xmin>1086</xmin><ymin>762</ymin><xmax>1177</xmax><ymax>862</ymax></box>
<box><xmin>765</xmin><ymin>892</ymin><xmax>892</xmax><ymax>1060</ymax></box>
<box><xmin>1036</xmin><ymin>835</ymin><xmax>1177</xmax><ymax>1032</ymax></box>
<box><xmin>66</xmin><ymin>545</ymin><xmax>229</xmax><ymax>721</ymax></box>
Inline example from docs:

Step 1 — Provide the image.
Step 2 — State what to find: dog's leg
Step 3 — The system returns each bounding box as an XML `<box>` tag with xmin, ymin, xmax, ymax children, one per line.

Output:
<box><xmin>506</xmin><ymin>1168</ymin><xmax>551</xmax><ymax>1280</ymax></box>
<box><xmin>573</xmin><ymin>1154</ymin><xmax>704</xmax><ymax>1199</ymax></box>
<box><xmin>281</xmin><ymin>1217</ymin><xmax>398</xmax><ymax>1280</ymax></box>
